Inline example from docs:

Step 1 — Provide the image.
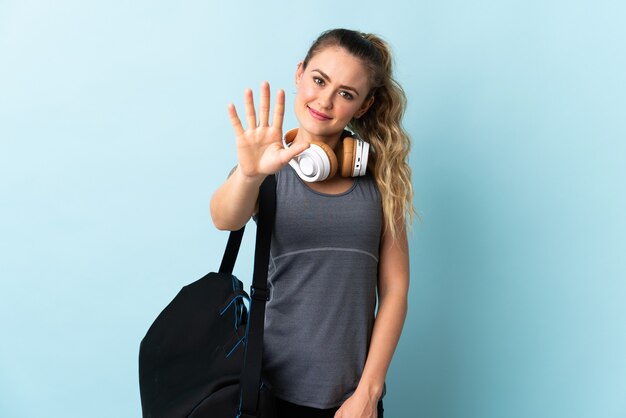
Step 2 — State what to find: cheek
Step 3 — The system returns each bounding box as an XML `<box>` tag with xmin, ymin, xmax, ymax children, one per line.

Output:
<box><xmin>295</xmin><ymin>84</ymin><xmax>315</xmax><ymax>104</ymax></box>
<box><xmin>336</xmin><ymin>101</ymin><xmax>362</xmax><ymax>119</ymax></box>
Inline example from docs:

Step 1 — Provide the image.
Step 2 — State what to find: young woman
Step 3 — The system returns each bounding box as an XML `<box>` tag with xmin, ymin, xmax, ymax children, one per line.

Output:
<box><xmin>211</xmin><ymin>28</ymin><xmax>413</xmax><ymax>418</ymax></box>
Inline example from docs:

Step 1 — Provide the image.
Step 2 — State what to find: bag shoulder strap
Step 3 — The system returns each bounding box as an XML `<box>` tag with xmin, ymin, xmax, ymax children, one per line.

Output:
<box><xmin>239</xmin><ymin>174</ymin><xmax>276</xmax><ymax>418</ymax></box>
<box><xmin>219</xmin><ymin>227</ymin><xmax>245</xmax><ymax>275</ymax></box>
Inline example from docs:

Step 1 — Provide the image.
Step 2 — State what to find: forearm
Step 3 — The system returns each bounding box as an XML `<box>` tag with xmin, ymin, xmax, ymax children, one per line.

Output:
<box><xmin>356</xmin><ymin>288</ymin><xmax>408</xmax><ymax>399</ymax></box>
<box><xmin>210</xmin><ymin>166</ymin><xmax>266</xmax><ymax>230</ymax></box>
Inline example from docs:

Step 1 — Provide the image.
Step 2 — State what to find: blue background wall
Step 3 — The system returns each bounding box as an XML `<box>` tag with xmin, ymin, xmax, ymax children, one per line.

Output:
<box><xmin>1</xmin><ymin>1</ymin><xmax>624</xmax><ymax>417</ymax></box>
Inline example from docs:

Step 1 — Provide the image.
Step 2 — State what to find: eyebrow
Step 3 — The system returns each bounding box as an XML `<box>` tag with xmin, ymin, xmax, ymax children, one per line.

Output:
<box><xmin>312</xmin><ymin>69</ymin><xmax>361</xmax><ymax>97</ymax></box>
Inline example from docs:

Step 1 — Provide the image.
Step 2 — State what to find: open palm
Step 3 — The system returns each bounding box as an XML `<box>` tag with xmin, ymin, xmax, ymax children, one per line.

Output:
<box><xmin>228</xmin><ymin>81</ymin><xmax>308</xmax><ymax>178</ymax></box>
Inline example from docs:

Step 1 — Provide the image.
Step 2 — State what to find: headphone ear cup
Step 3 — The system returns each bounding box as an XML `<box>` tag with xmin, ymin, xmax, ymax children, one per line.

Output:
<box><xmin>283</xmin><ymin>129</ymin><xmax>339</xmax><ymax>181</ymax></box>
<box><xmin>338</xmin><ymin>135</ymin><xmax>369</xmax><ymax>177</ymax></box>
<box><xmin>338</xmin><ymin>137</ymin><xmax>356</xmax><ymax>178</ymax></box>
<box><xmin>311</xmin><ymin>141</ymin><xmax>338</xmax><ymax>178</ymax></box>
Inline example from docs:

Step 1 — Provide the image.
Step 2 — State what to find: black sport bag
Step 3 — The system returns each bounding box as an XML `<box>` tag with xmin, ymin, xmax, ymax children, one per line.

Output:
<box><xmin>139</xmin><ymin>176</ymin><xmax>277</xmax><ymax>418</ymax></box>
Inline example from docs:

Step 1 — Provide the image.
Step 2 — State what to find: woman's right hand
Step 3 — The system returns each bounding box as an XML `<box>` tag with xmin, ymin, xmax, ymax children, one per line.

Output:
<box><xmin>228</xmin><ymin>81</ymin><xmax>309</xmax><ymax>179</ymax></box>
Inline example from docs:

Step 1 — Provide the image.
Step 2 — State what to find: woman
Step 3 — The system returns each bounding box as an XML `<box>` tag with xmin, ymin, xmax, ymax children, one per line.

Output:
<box><xmin>211</xmin><ymin>28</ymin><xmax>413</xmax><ymax>418</ymax></box>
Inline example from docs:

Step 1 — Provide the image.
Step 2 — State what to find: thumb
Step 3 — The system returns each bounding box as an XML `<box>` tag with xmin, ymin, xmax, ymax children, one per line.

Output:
<box><xmin>283</xmin><ymin>141</ymin><xmax>310</xmax><ymax>161</ymax></box>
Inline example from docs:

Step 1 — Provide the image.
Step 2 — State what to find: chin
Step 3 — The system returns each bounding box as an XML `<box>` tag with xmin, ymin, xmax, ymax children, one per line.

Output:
<box><xmin>297</xmin><ymin>119</ymin><xmax>344</xmax><ymax>139</ymax></box>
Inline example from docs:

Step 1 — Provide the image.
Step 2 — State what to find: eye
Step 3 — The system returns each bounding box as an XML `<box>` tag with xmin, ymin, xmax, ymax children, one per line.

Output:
<box><xmin>339</xmin><ymin>90</ymin><xmax>354</xmax><ymax>100</ymax></box>
<box><xmin>313</xmin><ymin>77</ymin><xmax>324</xmax><ymax>86</ymax></box>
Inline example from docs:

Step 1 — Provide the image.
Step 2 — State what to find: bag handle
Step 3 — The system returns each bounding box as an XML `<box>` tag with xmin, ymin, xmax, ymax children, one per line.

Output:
<box><xmin>239</xmin><ymin>174</ymin><xmax>276</xmax><ymax>418</ymax></box>
<box><xmin>219</xmin><ymin>227</ymin><xmax>245</xmax><ymax>275</ymax></box>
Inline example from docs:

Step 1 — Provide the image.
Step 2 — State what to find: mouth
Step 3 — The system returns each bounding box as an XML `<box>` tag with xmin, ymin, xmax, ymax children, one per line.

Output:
<box><xmin>307</xmin><ymin>106</ymin><xmax>332</xmax><ymax>121</ymax></box>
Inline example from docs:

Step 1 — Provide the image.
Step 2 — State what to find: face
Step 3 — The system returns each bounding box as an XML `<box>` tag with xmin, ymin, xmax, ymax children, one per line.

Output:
<box><xmin>294</xmin><ymin>47</ymin><xmax>374</xmax><ymax>143</ymax></box>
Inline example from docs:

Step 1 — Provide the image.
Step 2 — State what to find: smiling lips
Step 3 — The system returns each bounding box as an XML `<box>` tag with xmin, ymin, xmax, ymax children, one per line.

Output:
<box><xmin>307</xmin><ymin>106</ymin><xmax>332</xmax><ymax>121</ymax></box>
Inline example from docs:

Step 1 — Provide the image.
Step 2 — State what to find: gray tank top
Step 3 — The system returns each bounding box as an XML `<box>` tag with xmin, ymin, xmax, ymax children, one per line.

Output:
<box><xmin>262</xmin><ymin>165</ymin><xmax>382</xmax><ymax>408</ymax></box>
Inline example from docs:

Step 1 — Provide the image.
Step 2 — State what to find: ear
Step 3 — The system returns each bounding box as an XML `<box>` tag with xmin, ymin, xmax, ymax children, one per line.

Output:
<box><xmin>295</xmin><ymin>61</ymin><xmax>304</xmax><ymax>86</ymax></box>
<box><xmin>355</xmin><ymin>95</ymin><xmax>375</xmax><ymax>119</ymax></box>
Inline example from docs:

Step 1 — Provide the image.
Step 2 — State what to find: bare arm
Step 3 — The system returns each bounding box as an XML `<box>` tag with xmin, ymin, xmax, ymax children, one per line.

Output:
<box><xmin>210</xmin><ymin>166</ymin><xmax>265</xmax><ymax>230</ymax></box>
<box><xmin>335</xmin><ymin>222</ymin><xmax>410</xmax><ymax>418</ymax></box>
<box><xmin>210</xmin><ymin>82</ymin><xmax>309</xmax><ymax>230</ymax></box>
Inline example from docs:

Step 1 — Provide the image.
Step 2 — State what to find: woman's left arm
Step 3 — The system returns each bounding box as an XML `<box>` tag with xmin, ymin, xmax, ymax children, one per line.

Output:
<box><xmin>335</xmin><ymin>223</ymin><xmax>410</xmax><ymax>418</ymax></box>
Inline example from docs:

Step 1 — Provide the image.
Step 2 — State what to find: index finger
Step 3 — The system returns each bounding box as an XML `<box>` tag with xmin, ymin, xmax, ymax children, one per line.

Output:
<box><xmin>271</xmin><ymin>89</ymin><xmax>285</xmax><ymax>130</ymax></box>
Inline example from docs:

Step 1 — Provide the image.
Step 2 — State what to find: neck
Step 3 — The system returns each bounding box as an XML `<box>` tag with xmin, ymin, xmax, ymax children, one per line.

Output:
<box><xmin>292</xmin><ymin>128</ymin><xmax>343</xmax><ymax>151</ymax></box>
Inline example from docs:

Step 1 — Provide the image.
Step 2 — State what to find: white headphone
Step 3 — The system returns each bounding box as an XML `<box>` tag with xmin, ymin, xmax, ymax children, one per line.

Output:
<box><xmin>282</xmin><ymin>129</ymin><xmax>370</xmax><ymax>182</ymax></box>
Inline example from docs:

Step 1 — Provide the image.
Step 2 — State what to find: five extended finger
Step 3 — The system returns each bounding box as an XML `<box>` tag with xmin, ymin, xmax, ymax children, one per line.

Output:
<box><xmin>272</xmin><ymin>89</ymin><xmax>285</xmax><ymax>130</ymax></box>
<box><xmin>244</xmin><ymin>88</ymin><xmax>257</xmax><ymax>129</ymax></box>
<box><xmin>259</xmin><ymin>81</ymin><xmax>270</xmax><ymax>127</ymax></box>
<box><xmin>228</xmin><ymin>103</ymin><xmax>245</xmax><ymax>137</ymax></box>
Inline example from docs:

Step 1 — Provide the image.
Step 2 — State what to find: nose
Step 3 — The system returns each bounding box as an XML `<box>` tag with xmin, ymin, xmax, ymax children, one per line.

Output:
<box><xmin>317</xmin><ymin>89</ymin><xmax>334</xmax><ymax>110</ymax></box>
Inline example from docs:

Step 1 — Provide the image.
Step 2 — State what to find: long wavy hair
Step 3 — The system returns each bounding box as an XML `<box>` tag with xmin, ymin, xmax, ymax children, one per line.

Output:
<box><xmin>303</xmin><ymin>29</ymin><xmax>416</xmax><ymax>239</ymax></box>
